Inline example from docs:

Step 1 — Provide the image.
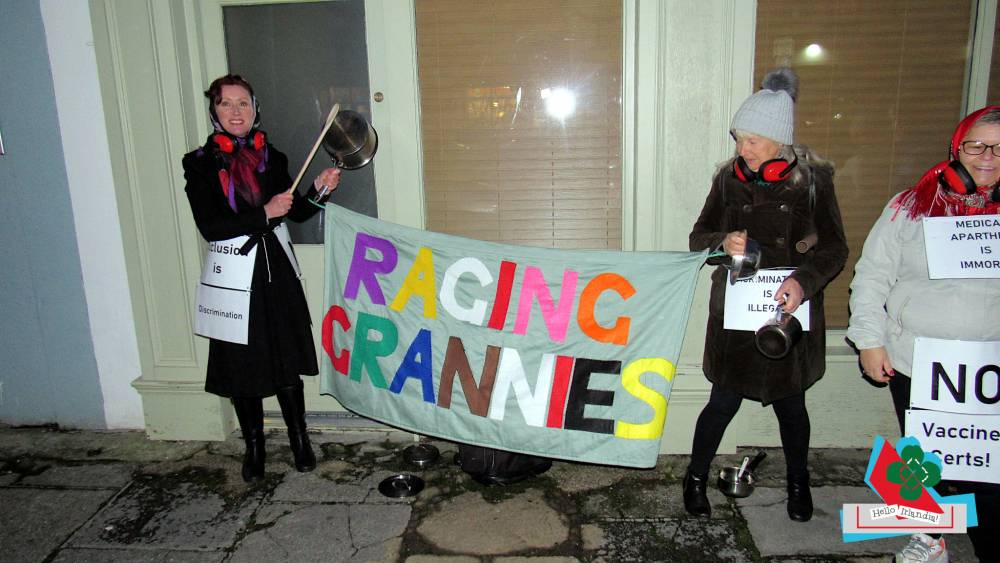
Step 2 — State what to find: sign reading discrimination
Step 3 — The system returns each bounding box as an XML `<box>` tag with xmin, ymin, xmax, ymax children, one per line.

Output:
<box><xmin>723</xmin><ymin>268</ymin><xmax>810</xmax><ymax>331</ymax></box>
<box><xmin>319</xmin><ymin>205</ymin><xmax>707</xmax><ymax>468</ymax></box>
<box><xmin>193</xmin><ymin>235</ymin><xmax>257</xmax><ymax>345</ymax></box>
<box><xmin>923</xmin><ymin>214</ymin><xmax>1000</xmax><ymax>279</ymax></box>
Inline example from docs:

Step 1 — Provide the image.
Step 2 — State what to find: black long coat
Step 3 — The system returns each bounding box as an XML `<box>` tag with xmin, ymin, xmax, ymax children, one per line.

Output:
<box><xmin>183</xmin><ymin>143</ymin><xmax>321</xmax><ymax>398</ymax></box>
<box><xmin>688</xmin><ymin>161</ymin><xmax>848</xmax><ymax>404</ymax></box>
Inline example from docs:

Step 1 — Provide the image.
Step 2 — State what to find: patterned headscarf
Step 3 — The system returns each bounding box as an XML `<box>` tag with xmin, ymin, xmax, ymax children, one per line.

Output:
<box><xmin>893</xmin><ymin>105</ymin><xmax>1000</xmax><ymax>220</ymax></box>
<box><xmin>206</xmin><ymin>119</ymin><xmax>268</xmax><ymax>212</ymax></box>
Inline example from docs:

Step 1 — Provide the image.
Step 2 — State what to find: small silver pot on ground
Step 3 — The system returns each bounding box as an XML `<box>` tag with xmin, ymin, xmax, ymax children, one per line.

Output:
<box><xmin>403</xmin><ymin>443</ymin><xmax>440</xmax><ymax>469</ymax></box>
<box><xmin>378</xmin><ymin>474</ymin><xmax>424</xmax><ymax>498</ymax></box>
<box><xmin>717</xmin><ymin>466</ymin><xmax>757</xmax><ymax>498</ymax></box>
<box><xmin>717</xmin><ymin>451</ymin><xmax>767</xmax><ymax>498</ymax></box>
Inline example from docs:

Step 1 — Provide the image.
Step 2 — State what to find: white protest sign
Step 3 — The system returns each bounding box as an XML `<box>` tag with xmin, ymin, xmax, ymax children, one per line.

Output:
<box><xmin>200</xmin><ymin>235</ymin><xmax>257</xmax><ymax>290</ymax></box>
<box><xmin>923</xmin><ymin>215</ymin><xmax>1000</xmax><ymax>279</ymax></box>
<box><xmin>911</xmin><ymin>337</ymin><xmax>1000</xmax><ymax>415</ymax></box>
<box><xmin>194</xmin><ymin>284</ymin><xmax>250</xmax><ymax>345</ymax></box>
<box><xmin>724</xmin><ymin>268</ymin><xmax>810</xmax><ymax>331</ymax></box>
<box><xmin>273</xmin><ymin>223</ymin><xmax>301</xmax><ymax>278</ymax></box>
<box><xmin>906</xmin><ymin>409</ymin><xmax>1000</xmax><ymax>483</ymax></box>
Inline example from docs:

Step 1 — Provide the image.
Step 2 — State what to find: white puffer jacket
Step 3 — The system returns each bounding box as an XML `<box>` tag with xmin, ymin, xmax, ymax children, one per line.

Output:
<box><xmin>846</xmin><ymin>196</ymin><xmax>1000</xmax><ymax>375</ymax></box>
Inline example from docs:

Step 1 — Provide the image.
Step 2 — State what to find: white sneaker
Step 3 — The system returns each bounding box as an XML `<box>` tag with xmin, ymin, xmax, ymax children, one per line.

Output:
<box><xmin>895</xmin><ymin>533</ymin><xmax>948</xmax><ymax>563</ymax></box>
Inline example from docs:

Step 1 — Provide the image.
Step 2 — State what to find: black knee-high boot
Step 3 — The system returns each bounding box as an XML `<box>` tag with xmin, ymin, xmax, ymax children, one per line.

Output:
<box><xmin>275</xmin><ymin>383</ymin><xmax>316</xmax><ymax>472</ymax></box>
<box><xmin>232</xmin><ymin>397</ymin><xmax>266</xmax><ymax>483</ymax></box>
<box><xmin>774</xmin><ymin>393</ymin><xmax>812</xmax><ymax>522</ymax></box>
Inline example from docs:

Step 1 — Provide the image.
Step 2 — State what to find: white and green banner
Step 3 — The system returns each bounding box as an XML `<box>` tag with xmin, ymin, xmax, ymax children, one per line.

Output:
<box><xmin>319</xmin><ymin>205</ymin><xmax>706</xmax><ymax>468</ymax></box>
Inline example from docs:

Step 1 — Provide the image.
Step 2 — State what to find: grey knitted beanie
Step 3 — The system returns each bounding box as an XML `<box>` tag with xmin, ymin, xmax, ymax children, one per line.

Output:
<box><xmin>730</xmin><ymin>68</ymin><xmax>798</xmax><ymax>145</ymax></box>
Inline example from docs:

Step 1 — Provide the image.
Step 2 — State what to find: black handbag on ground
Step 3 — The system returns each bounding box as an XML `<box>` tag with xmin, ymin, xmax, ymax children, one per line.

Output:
<box><xmin>455</xmin><ymin>444</ymin><xmax>552</xmax><ymax>486</ymax></box>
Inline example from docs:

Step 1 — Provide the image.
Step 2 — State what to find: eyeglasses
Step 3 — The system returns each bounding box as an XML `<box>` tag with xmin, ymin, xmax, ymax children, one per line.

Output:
<box><xmin>959</xmin><ymin>141</ymin><xmax>1000</xmax><ymax>157</ymax></box>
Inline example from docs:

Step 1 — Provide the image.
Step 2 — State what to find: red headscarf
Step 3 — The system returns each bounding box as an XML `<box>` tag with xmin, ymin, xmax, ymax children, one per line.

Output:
<box><xmin>892</xmin><ymin>105</ymin><xmax>1000</xmax><ymax>220</ymax></box>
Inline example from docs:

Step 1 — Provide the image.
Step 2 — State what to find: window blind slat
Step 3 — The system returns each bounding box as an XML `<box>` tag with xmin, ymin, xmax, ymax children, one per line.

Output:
<box><xmin>416</xmin><ymin>0</ymin><xmax>623</xmax><ymax>249</ymax></box>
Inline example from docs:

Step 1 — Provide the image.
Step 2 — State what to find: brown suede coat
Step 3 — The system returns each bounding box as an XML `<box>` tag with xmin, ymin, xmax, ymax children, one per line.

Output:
<box><xmin>689</xmin><ymin>161</ymin><xmax>848</xmax><ymax>404</ymax></box>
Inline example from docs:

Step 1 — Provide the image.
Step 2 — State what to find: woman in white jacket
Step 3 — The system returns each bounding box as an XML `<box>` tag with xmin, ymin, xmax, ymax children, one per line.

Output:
<box><xmin>847</xmin><ymin>105</ymin><xmax>1000</xmax><ymax>563</ymax></box>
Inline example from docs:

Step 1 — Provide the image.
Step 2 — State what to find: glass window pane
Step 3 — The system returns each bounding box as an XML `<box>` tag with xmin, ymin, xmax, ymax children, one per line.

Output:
<box><xmin>415</xmin><ymin>0</ymin><xmax>623</xmax><ymax>249</ymax></box>
<box><xmin>755</xmin><ymin>0</ymin><xmax>973</xmax><ymax>327</ymax></box>
<box><xmin>223</xmin><ymin>0</ymin><xmax>377</xmax><ymax>244</ymax></box>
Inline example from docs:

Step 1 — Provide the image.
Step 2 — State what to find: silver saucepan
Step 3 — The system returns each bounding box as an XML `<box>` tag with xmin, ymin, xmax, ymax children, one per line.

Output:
<box><xmin>755</xmin><ymin>306</ymin><xmax>803</xmax><ymax>360</ymax></box>
<box><xmin>727</xmin><ymin>238</ymin><xmax>761</xmax><ymax>285</ymax></box>
<box><xmin>718</xmin><ymin>451</ymin><xmax>767</xmax><ymax>498</ymax></box>
<box><xmin>321</xmin><ymin>109</ymin><xmax>378</xmax><ymax>170</ymax></box>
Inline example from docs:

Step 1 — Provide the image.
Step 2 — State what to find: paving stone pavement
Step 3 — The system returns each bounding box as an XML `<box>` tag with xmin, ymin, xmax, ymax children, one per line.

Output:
<box><xmin>0</xmin><ymin>426</ymin><xmax>981</xmax><ymax>562</ymax></box>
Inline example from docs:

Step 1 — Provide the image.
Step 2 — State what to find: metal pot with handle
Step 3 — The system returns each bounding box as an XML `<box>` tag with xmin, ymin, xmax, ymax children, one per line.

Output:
<box><xmin>718</xmin><ymin>451</ymin><xmax>768</xmax><ymax>498</ymax></box>
<box><xmin>726</xmin><ymin>238</ymin><xmax>761</xmax><ymax>285</ymax></box>
<box><xmin>755</xmin><ymin>306</ymin><xmax>802</xmax><ymax>359</ymax></box>
<box><xmin>321</xmin><ymin>109</ymin><xmax>378</xmax><ymax>170</ymax></box>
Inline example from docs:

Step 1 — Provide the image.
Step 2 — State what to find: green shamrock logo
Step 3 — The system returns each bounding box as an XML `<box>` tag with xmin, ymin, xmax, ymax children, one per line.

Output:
<box><xmin>886</xmin><ymin>445</ymin><xmax>942</xmax><ymax>501</ymax></box>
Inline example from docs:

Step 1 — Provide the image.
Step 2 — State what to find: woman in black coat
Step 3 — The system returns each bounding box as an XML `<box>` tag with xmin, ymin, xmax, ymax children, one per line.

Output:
<box><xmin>183</xmin><ymin>74</ymin><xmax>341</xmax><ymax>483</ymax></box>
<box><xmin>685</xmin><ymin>68</ymin><xmax>848</xmax><ymax>521</ymax></box>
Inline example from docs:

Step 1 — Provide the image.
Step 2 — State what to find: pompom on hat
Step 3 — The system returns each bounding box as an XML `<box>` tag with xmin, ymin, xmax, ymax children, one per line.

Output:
<box><xmin>730</xmin><ymin>68</ymin><xmax>798</xmax><ymax>145</ymax></box>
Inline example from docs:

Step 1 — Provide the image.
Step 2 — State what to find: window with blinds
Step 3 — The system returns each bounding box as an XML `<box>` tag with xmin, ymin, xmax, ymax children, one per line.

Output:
<box><xmin>991</xmin><ymin>10</ymin><xmax>1000</xmax><ymax>104</ymax></box>
<box><xmin>415</xmin><ymin>0</ymin><xmax>623</xmax><ymax>249</ymax></box>
<box><xmin>755</xmin><ymin>0</ymin><xmax>975</xmax><ymax>327</ymax></box>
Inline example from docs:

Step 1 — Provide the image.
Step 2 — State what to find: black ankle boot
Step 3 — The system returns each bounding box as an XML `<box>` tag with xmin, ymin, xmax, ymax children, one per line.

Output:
<box><xmin>683</xmin><ymin>469</ymin><xmax>712</xmax><ymax>517</ymax></box>
<box><xmin>276</xmin><ymin>383</ymin><xmax>316</xmax><ymax>472</ymax></box>
<box><xmin>787</xmin><ymin>472</ymin><xmax>813</xmax><ymax>522</ymax></box>
<box><xmin>232</xmin><ymin>397</ymin><xmax>266</xmax><ymax>483</ymax></box>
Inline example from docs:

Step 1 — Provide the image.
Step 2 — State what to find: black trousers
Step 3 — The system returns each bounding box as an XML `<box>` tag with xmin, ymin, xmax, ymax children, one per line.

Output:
<box><xmin>889</xmin><ymin>373</ymin><xmax>997</xmax><ymax>561</ymax></box>
<box><xmin>689</xmin><ymin>385</ymin><xmax>810</xmax><ymax>477</ymax></box>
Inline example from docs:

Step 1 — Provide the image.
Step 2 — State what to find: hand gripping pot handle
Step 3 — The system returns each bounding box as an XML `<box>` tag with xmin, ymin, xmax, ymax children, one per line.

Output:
<box><xmin>726</xmin><ymin>238</ymin><xmax>761</xmax><ymax>285</ymax></box>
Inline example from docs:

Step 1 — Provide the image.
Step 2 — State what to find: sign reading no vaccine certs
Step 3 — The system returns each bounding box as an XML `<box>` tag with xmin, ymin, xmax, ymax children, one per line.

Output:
<box><xmin>923</xmin><ymin>214</ymin><xmax>1000</xmax><ymax>279</ymax></box>
<box><xmin>906</xmin><ymin>337</ymin><xmax>1000</xmax><ymax>483</ymax></box>
<box><xmin>723</xmin><ymin>268</ymin><xmax>810</xmax><ymax>331</ymax></box>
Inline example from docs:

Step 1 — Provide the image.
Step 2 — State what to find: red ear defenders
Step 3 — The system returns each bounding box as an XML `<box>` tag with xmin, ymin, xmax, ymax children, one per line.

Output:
<box><xmin>734</xmin><ymin>154</ymin><xmax>798</xmax><ymax>183</ymax></box>
<box><xmin>939</xmin><ymin>160</ymin><xmax>978</xmax><ymax>195</ymax></box>
<box><xmin>940</xmin><ymin>160</ymin><xmax>1000</xmax><ymax>201</ymax></box>
<box><xmin>212</xmin><ymin>130</ymin><xmax>265</xmax><ymax>154</ymax></box>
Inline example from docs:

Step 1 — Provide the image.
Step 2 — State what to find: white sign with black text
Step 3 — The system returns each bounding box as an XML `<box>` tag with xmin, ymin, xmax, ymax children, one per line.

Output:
<box><xmin>200</xmin><ymin>235</ymin><xmax>257</xmax><ymax>290</ymax></box>
<box><xmin>193</xmin><ymin>223</ymin><xmax>299</xmax><ymax>345</ymax></box>
<box><xmin>905</xmin><ymin>408</ymin><xmax>1000</xmax><ymax>483</ymax></box>
<box><xmin>724</xmin><ymin>268</ymin><xmax>810</xmax><ymax>331</ymax></box>
<box><xmin>923</xmin><ymin>215</ymin><xmax>1000</xmax><ymax>279</ymax></box>
<box><xmin>911</xmin><ymin>337</ymin><xmax>1000</xmax><ymax>415</ymax></box>
<box><xmin>194</xmin><ymin>283</ymin><xmax>251</xmax><ymax>345</ymax></box>
<box><xmin>195</xmin><ymin>233</ymin><xmax>256</xmax><ymax>345</ymax></box>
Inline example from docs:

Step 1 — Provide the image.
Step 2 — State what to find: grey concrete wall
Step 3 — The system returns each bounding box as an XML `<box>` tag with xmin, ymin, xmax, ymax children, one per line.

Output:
<box><xmin>0</xmin><ymin>0</ymin><xmax>106</xmax><ymax>427</ymax></box>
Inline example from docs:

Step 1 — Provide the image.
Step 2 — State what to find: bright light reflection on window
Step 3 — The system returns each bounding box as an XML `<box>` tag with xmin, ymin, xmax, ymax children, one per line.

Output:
<box><xmin>540</xmin><ymin>87</ymin><xmax>576</xmax><ymax>121</ymax></box>
<box><xmin>804</xmin><ymin>43</ymin><xmax>823</xmax><ymax>59</ymax></box>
